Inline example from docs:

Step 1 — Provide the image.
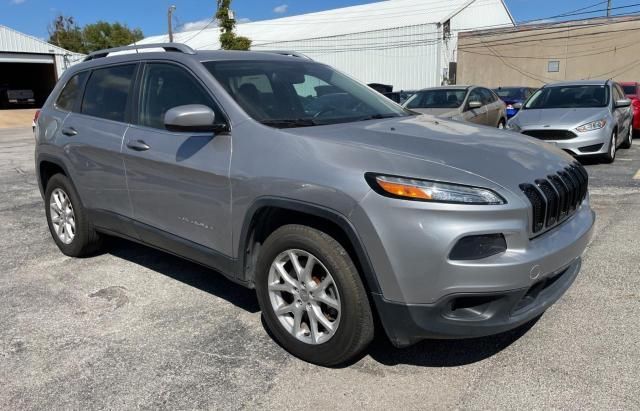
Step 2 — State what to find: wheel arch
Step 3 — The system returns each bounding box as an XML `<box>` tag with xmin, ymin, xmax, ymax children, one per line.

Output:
<box><xmin>238</xmin><ymin>198</ymin><xmax>381</xmax><ymax>295</ymax></box>
<box><xmin>37</xmin><ymin>154</ymin><xmax>72</xmax><ymax>197</ymax></box>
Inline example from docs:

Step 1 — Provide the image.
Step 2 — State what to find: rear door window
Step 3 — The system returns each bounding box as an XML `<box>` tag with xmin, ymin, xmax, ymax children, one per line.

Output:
<box><xmin>55</xmin><ymin>71</ymin><xmax>88</xmax><ymax>112</ymax></box>
<box><xmin>81</xmin><ymin>64</ymin><xmax>136</xmax><ymax>122</ymax></box>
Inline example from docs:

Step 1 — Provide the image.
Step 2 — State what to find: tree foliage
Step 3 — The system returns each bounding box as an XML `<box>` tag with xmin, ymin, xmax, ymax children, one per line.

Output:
<box><xmin>216</xmin><ymin>0</ymin><xmax>252</xmax><ymax>50</ymax></box>
<box><xmin>48</xmin><ymin>15</ymin><xmax>144</xmax><ymax>54</ymax></box>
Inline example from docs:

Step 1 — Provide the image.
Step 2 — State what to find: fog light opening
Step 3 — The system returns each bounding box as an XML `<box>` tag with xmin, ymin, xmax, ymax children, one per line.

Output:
<box><xmin>449</xmin><ymin>234</ymin><xmax>507</xmax><ymax>261</ymax></box>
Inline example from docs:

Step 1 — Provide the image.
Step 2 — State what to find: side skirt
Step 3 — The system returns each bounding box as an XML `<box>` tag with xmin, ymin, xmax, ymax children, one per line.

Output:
<box><xmin>89</xmin><ymin>209</ymin><xmax>250</xmax><ymax>289</ymax></box>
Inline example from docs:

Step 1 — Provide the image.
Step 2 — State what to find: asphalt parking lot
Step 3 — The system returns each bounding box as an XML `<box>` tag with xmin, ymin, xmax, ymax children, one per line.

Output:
<box><xmin>1</xmin><ymin>126</ymin><xmax>639</xmax><ymax>409</ymax></box>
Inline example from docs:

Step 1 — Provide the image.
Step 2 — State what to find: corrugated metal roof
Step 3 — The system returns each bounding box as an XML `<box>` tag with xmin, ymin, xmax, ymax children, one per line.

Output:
<box><xmin>0</xmin><ymin>24</ymin><xmax>83</xmax><ymax>58</ymax></box>
<box><xmin>140</xmin><ymin>0</ymin><xmax>506</xmax><ymax>49</ymax></box>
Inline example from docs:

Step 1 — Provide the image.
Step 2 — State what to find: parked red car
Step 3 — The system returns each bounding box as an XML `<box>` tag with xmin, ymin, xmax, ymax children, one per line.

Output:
<box><xmin>620</xmin><ymin>81</ymin><xmax>640</xmax><ymax>132</ymax></box>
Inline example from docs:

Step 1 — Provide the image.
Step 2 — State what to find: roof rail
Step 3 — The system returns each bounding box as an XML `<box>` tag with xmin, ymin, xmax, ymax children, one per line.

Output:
<box><xmin>256</xmin><ymin>50</ymin><xmax>313</xmax><ymax>60</ymax></box>
<box><xmin>84</xmin><ymin>43</ymin><xmax>196</xmax><ymax>61</ymax></box>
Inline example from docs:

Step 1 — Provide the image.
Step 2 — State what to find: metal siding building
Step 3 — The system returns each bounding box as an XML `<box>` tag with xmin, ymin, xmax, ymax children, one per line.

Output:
<box><xmin>457</xmin><ymin>16</ymin><xmax>640</xmax><ymax>87</ymax></box>
<box><xmin>139</xmin><ymin>0</ymin><xmax>514</xmax><ymax>90</ymax></box>
<box><xmin>0</xmin><ymin>24</ymin><xmax>84</xmax><ymax>106</ymax></box>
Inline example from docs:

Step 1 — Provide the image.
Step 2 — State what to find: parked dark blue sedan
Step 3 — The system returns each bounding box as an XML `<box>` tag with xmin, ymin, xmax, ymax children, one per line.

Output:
<box><xmin>492</xmin><ymin>87</ymin><xmax>537</xmax><ymax>118</ymax></box>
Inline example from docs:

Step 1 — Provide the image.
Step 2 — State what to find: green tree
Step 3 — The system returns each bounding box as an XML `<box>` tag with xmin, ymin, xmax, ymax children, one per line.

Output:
<box><xmin>48</xmin><ymin>15</ymin><xmax>85</xmax><ymax>53</ymax></box>
<box><xmin>216</xmin><ymin>0</ymin><xmax>251</xmax><ymax>50</ymax></box>
<box><xmin>83</xmin><ymin>21</ymin><xmax>144</xmax><ymax>53</ymax></box>
<box><xmin>47</xmin><ymin>15</ymin><xmax>144</xmax><ymax>54</ymax></box>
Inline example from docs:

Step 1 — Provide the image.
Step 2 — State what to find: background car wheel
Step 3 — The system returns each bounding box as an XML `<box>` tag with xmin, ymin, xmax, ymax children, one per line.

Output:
<box><xmin>621</xmin><ymin>123</ymin><xmax>633</xmax><ymax>149</ymax></box>
<box><xmin>255</xmin><ymin>224</ymin><xmax>374</xmax><ymax>366</ymax></box>
<box><xmin>45</xmin><ymin>174</ymin><xmax>101</xmax><ymax>257</ymax></box>
<box><xmin>497</xmin><ymin>119</ymin><xmax>506</xmax><ymax>129</ymax></box>
<box><xmin>602</xmin><ymin>130</ymin><xmax>617</xmax><ymax>163</ymax></box>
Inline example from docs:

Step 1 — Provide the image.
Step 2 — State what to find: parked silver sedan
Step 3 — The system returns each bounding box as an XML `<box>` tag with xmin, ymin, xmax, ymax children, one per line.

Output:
<box><xmin>507</xmin><ymin>80</ymin><xmax>633</xmax><ymax>163</ymax></box>
<box><xmin>402</xmin><ymin>86</ymin><xmax>508</xmax><ymax>128</ymax></box>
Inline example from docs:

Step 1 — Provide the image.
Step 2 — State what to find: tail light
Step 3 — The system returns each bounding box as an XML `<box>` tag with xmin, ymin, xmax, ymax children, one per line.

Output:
<box><xmin>34</xmin><ymin>110</ymin><xmax>41</xmax><ymax>122</ymax></box>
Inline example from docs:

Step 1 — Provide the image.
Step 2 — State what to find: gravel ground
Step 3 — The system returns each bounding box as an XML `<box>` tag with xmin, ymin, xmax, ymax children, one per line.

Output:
<box><xmin>1</xmin><ymin>126</ymin><xmax>639</xmax><ymax>409</ymax></box>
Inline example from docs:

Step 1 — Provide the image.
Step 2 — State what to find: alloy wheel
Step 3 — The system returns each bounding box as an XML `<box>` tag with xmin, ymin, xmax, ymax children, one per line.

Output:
<box><xmin>49</xmin><ymin>188</ymin><xmax>76</xmax><ymax>244</ymax></box>
<box><xmin>267</xmin><ymin>249</ymin><xmax>341</xmax><ymax>345</ymax></box>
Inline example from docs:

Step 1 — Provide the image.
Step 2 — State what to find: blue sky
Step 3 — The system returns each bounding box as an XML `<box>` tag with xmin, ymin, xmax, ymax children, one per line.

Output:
<box><xmin>1</xmin><ymin>0</ymin><xmax>638</xmax><ymax>40</ymax></box>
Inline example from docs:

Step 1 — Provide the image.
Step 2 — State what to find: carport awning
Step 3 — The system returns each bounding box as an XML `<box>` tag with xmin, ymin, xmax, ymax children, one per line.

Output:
<box><xmin>0</xmin><ymin>52</ymin><xmax>54</xmax><ymax>64</ymax></box>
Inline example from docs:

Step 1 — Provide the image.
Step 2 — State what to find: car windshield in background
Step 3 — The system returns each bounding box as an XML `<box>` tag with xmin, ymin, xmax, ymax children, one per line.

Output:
<box><xmin>203</xmin><ymin>60</ymin><xmax>410</xmax><ymax>128</ymax></box>
<box><xmin>622</xmin><ymin>85</ymin><xmax>637</xmax><ymax>95</ymax></box>
<box><xmin>525</xmin><ymin>85</ymin><xmax>609</xmax><ymax>109</ymax></box>
<box><xmin>404</xmin><ymin>89</ymin><xmax>467</xmax><ymax>109</ymax></box>
<box><xmin>493</xmin><ymin>88</ymin><xmax>524</xmax><ymax>99</ymax></box>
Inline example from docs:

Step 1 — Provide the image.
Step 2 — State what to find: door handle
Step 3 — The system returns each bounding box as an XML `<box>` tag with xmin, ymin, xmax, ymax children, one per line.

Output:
<box><xmin>126</xmin><ymin>140</ymin><xmax>151</xmax><ymax>151</ymax></box>
<box><xmin>61</xmin><ymin>127</ymin><xmax>77</xmax><ymax>137</ymax></box>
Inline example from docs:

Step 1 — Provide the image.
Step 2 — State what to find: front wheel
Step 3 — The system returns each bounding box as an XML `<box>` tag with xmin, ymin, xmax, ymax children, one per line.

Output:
<box><xmin>621</xmin><ymin>122</ymin><xmax>633</xmax><ymax>149</ymax></box>
<box><xmin>602</xmin><ymin>130</ymin><xmax>617</xmax><ymax>163</ymax></box>
<box><xmin>255</xmin><ymin>224</ymin><xmax>374</xmax><ymax>366</ymax></box>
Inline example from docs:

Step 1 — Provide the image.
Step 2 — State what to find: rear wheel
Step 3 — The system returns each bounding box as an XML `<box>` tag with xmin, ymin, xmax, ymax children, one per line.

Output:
<box><xmin>45</xmin><ymin>174</ymin><xmax>101</xmax><ymax>257</ymax></box>
<box><xmin>621</xmin><ymin>122</ymin><xmax>633</xmax><ymax>149</ymax></box>
<box><xmin>255</xmin><ymin>224</ymin><xmax>374</xmax><ymax>366</ymax></box>
<box><xmin>602</xmin><ymin>130</ymin><xmax>617</xmax><ymax>163</ymax></box>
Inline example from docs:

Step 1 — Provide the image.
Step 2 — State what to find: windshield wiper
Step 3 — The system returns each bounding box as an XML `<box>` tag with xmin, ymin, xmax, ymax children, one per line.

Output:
<box><xmin>259</xmin><ymin>119</ymin><xmax>320</xmax><ymax>128</ymax></box>
<box><xmin>357</xmin><ymin>114</ymin><xmax>401</xmax><ymax>122</ymax></box>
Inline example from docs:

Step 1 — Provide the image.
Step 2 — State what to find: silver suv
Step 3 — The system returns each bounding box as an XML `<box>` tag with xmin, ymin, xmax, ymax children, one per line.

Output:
<box><xmin>35</xmin><ymin>44</ymin><xmax>595</xmax><ymax>366</ymax></box>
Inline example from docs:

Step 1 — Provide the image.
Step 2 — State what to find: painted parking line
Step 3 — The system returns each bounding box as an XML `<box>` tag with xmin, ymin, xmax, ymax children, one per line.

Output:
<box><xmin>634</xmin><ymin>169</ymin><xmax>640</xmax><ymax>180</ymax></box>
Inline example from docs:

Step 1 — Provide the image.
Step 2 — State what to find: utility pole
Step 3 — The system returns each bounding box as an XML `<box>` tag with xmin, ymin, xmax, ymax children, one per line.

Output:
<box><xmin>168</xmin><ymin>5</ymin><xmax>176</xmax><ymax>42</ymax></box>
<box><xmin>607</xmin><ymin>0</ymin><xmax>612</xmax><ymax>17</ymax></box>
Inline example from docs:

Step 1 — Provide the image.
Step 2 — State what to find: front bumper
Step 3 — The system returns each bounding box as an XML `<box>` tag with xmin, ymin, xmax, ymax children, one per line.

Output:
<box><xmin>373</xmin><ymin>257</ymin><xmax>581</xmax><ymax>347</ymax></box>
<box><xmin>352</xmin><ymin>188</ymin><xmax>595</xmax><ymax>347</ymax></box>
<box><xmin>521</xmin><ymin>127</ymin><xmax>611</xmax><ymax>156</ymax></box>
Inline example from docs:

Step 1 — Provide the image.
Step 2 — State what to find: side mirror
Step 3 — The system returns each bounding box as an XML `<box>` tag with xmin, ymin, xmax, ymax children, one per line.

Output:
<box><xmin>164</xmin><ymin>104</ymin><xmax>225</xmax><ymax>133</ymax></box>
<box><xmin>615</xmin><ymin>98</ymin><xmax>631</xmax><ymax>108</ymax></box>
<box><xmin>468</xmin><ymin>101</ymin><xmax>482</xmax><ymax>109</ymax></box>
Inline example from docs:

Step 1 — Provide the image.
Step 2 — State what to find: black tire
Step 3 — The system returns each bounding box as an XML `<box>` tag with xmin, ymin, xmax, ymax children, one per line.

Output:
<box><xmin>255</xmin><ymin>224</ymin><xmax>374</xmax><ymax>366</ymax></box>
<box><xmin>621</xmin><ymin>123</ymin><xmax>633</xmax><ymax>149</ymax></box>
<box><xmin>44</xmin><ymin>173</ymin><xmax>101</xmax><ymax>257</ymax></box>
<box><xmin>601</xmin><ymin>130</ymin><xmax>617</xmax><ymax>163</ymax></box>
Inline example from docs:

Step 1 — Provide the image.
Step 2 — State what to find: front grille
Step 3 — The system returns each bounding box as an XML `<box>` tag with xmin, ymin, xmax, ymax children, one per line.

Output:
<box><xmin>519</xmin><ymin>162</ymin><xmax>588</xmax><ymax>236</ymax></box>
<box><xmin>522</xmin><ymin>129</ymin><xmax>577</xmax><ymax>140</ymax></box>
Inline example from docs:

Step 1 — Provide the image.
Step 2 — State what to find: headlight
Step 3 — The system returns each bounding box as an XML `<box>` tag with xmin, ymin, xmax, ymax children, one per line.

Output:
<box><xmin>576</xmin><ymin>119</ymin><xmax>607</xmax><ymax>133</ymax></box>
<box><xmin>366</xmin><ymin>174</ymin><xmax>506</xmax><ymax>205</ymax></box>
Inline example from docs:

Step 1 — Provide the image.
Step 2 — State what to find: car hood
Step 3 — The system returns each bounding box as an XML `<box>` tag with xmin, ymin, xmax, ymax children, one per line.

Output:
<box><xmin>409</xmin><ymin>107</ymin><xmax>460</xmax><ymax>118</ymax></box>
<box><xmin>512</xmin><ymin>107</ymin><xmax>606</xmax><ymax>129</ymax></box>
<box><xmin>283</xmin><ymin>115</ymin><xmax>575</xmax><ymax>193</ymax></box>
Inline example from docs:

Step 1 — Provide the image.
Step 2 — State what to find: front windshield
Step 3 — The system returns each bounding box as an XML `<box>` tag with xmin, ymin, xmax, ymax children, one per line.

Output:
<box><xmin>404</xmin><ymin>89</ymin><xmax>467</xmax><ymax>109</ymax></box>
<box><xmin>525</xmin><ymin>85</ymin><xmax>609</xmax><ymax>109</ymax></box>
<box><xmin>493</xmin><ymin>88</ymin><xmax>524</xmax><ymax>100</ymax></box>
<box><xmin>203</xmin><ymin>60</ymin><xmax>409</xmax><ymax>128</ymax></box>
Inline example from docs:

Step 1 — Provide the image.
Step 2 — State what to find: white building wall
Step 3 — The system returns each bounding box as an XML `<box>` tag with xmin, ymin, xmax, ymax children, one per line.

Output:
<box><xmin>251</xmin><ymin>24</ymin><xmax>442</xmax><ymax>90</ymax></box>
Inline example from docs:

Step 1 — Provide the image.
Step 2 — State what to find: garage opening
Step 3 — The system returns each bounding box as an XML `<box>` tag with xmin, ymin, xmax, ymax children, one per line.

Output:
<box><xmin>0</xmin><ymin>60</ymin><xmax>57</xmax><ymax>109</ymax></box>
